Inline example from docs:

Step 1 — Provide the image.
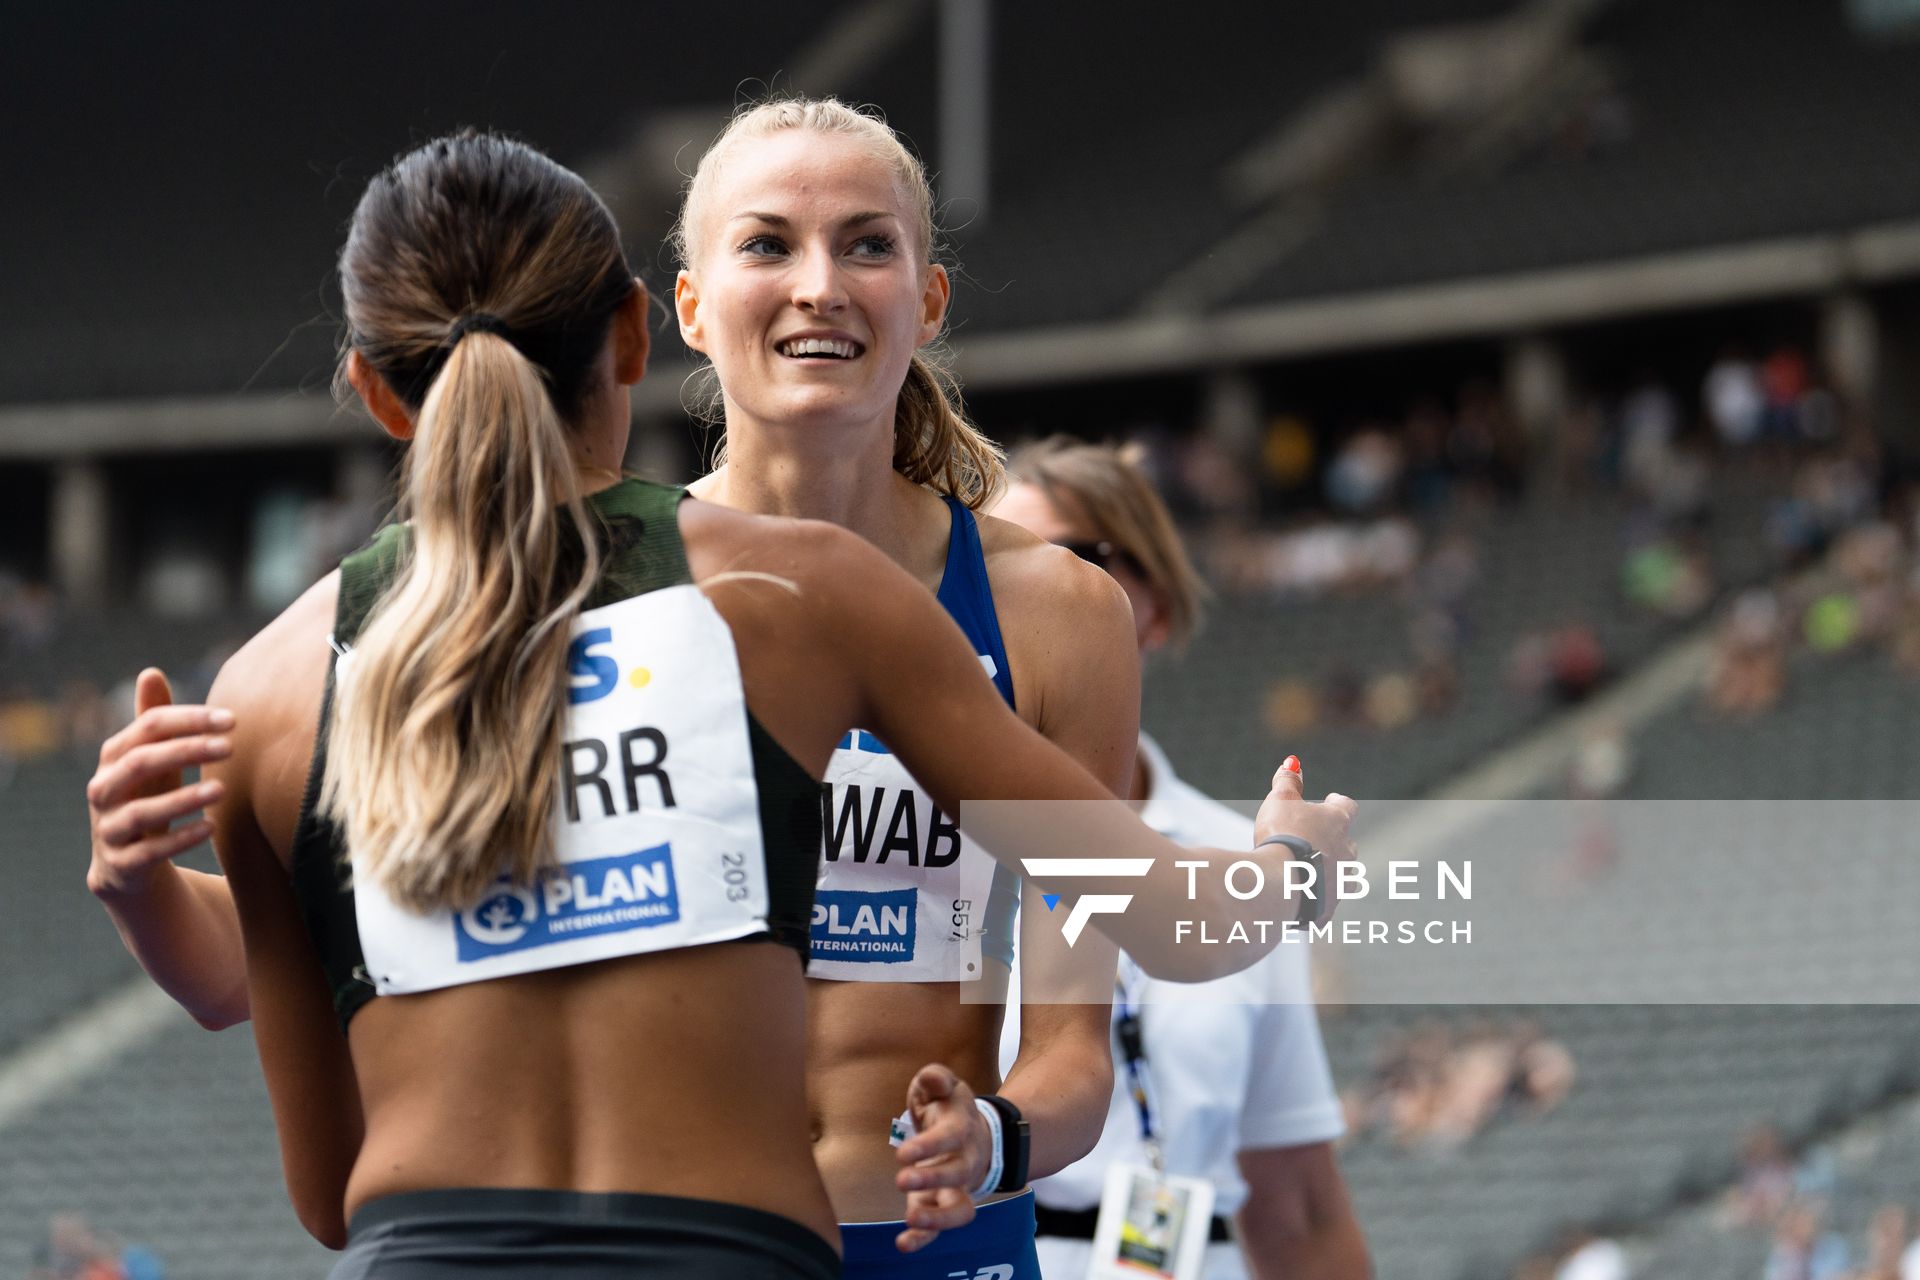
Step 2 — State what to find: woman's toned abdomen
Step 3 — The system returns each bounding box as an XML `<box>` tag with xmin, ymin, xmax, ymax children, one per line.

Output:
<box><xmin>805</xmin><ymin>978</ymin><xmax>1007</xmax><ymax>1222</ymax></box>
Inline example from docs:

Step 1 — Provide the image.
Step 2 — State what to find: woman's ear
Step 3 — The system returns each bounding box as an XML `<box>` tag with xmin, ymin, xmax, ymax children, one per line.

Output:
<box><xmin>918</xmin><ymin>264</ymin><xmax>951</xmax><ymax>346</ymax></box>
<box><xmin>345</xmin><ymin>351</ymin><xmax>416</xmax><ymax>441</ymax></box>
<box><xmin>675</xmin><ymin>270</ymin><xmax>706</xmax><ymax>354</ymax></box>
<box><xmin>612</xmin><ymin>278</ymin><xmax>651</xmax><ymax>385</ymax></box>
<box><xmin>1138</xmin><ymin>591</ymin><xmax>1174</xmax><ymax>655</ymax></box>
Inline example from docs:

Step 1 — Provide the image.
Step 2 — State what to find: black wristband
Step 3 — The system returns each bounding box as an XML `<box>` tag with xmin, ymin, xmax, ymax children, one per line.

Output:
<box><xmin>1259</xmin><ymin>834</ymin><xmax>1326</xmax><ymax>925</ymax></box>
<box><xmin>977</xmin><ymin>1094</ymin><xmax>1030</xmax><ymax>1193</ymax></box>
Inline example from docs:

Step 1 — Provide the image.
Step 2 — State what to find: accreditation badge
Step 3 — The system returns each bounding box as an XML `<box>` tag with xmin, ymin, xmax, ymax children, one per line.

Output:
<box><xmin>1087</xmin><ymin>1163</ymin><xmax>1216</xmax><ymax>1280</ymax></box>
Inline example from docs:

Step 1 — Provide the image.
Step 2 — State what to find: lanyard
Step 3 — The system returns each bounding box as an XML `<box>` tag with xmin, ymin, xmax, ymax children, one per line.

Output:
<box><xmin>1114</xmin><ymin>961</ymin><xmax>1164</xmax><ymax>1172</ymax></box>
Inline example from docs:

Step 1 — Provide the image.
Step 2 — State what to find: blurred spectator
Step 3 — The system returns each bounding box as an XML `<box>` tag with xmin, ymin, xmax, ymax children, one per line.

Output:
<box><xmin>1856</xmin><ymin>1204</ymin><xmax>1905</xmax><ymax>1280</ymax></box>
<box><xmin>1562</xmin><ymin>723</ymin><xmax>1628</xmax><ymax>886</ymax></box>
<box><xmin>1708</xmin><ymin>589</ymin><xmax>1787</xmax><ymax>717</ymax></box>
<box><xmin>1344</xmin><ymin>1020</ymin><xmax>1577</xmax><ymax>1151</ymax></box>
<box><xmin>1569</xmin><ymin>724</ymin><xmax>1632</xmax><ymax>801</ymax></box>
<box><xmin>120</xmin><ymin>1248</ymin><xmax>165</xmax><ymax>1280</ymax></box>
<box><xmin>1622</xmin><ymin>534</ymin><xmax>1713</xmax><ymax>619</ymax></box>
<box><xmin>1556</xmin><ymin>398</ymin><xmax>1610</xmax><ymax>494</ymax></box>
<box><xmin>139</xmin><ymin>550</ymin><xmax>226</xmax><ymax>618</ymax></box>
<box><xmin>1762</xmin><ymin>345</ymin><xmax>1813</xmax><ymax>441</ymax></box>
<box><xmin>1763</xmin><ymin>1200</ymin><xmax>1850</xmax><ymax>1280</ymax></box>
<box><xmin>1729</xmin><ymin>1126</ymin><xmax>1796</xmax><ymax>1227</ymax></box>
<box><xmin>1704</xmin><ymin>345</ymin><xmax>1765</xmax><ymax>448</ymax></box>
<box><xmin>0</xmin><ymin>693</ymin><xmax>63</xmax><ymax>762</ymax></box>
<box><xmin>1510</xmin><ymin>1021</ymin><xmax>1576</xmax><ymax>1114</ymax></box>
<box><xmin>1418</xmin><ymin>532</ymin><xmax>1481</xmax><ymax>616</ymax></box>
<box><xmin>1620</xmin><ymin>374</ymin><xmax>1680</xmax><ymax>499</ymax></box>
<box><xmin>1326</xmin><ymin>424</ymin><xmax>1405</xmax><ymax>516</ymax></box>
<box><xmin>1833</xmin><ymin>522</ymin><xmax>1905</xmax><ymax>643</ymax></box>
<box><xmin>1804</xmin><ymin>591</ymin><xmax>1864</xmax><ymax>656</ymax></box>
<box><xmin>1322</xmin><ymin>664</ymin><xmax>1366</xmax><ymax>725</ymax></box>
<box><xmin>1404</xmin><ymin>398</ymin><xmax>1454</xmax><ymax>513</ymax></box>
<box><xmin>60</xmin><ymin>680</ymin><xmax>110</xmax><ymax>767</ymax></box>
<box><xmin>1416</xmin><ymin>653</ymin><xmax>1462</xmax><ymax>717</ymax></box>
<box><xmin>1363</xmin><ymin>671</ymin><xmax>1419</xmax><ymax>730</ymax></box>
<box><xmin>1177</xmin><ymin>431</ymin><xmax>1258</xmax><ymax>518</ymax></box>
<box><xmin>1425</xmin><ymin>1022</ymin><xmax>1519</xmax><ymax>1149</ymax></box>
<box><xmin>1204</xmin><ymin>518</ymin><xmax>1426</xmax><ymax>597</ymax></box>
<box><xmin>1900</xmin><ymin>1206</ymin><xmax>1920</xmax><ymax>1280</ymax></box>
<box><xmin>1651</xmin><ymin>442</ymin><xmax>1713</xmax><ymax>528</ymax></box>
<box><xmin>28</xmin><ymin>1213</ymin><xmax>157</xmax><ymax>1280</ymax></box>
<box><xmin>1547</xmin><ymin>624</ymin><xmax>1607</xmax><ymax>704</ymax></box>
<box><xmin>1260</xmin><ymin>413</ymin><xmax>1317</xmax><ymax>494</ymax></box>
<box><xmin>1799</xmin><ymin>386</ymin><xmax>1841</xmax><ymax>445</ymax></box>
<box><xmin>1454</xmin><ymin>378</ymin><xmax>1527</xmax><ymax>500</ymax></box>
<box><xmin>1891</xmin><ymin>576</ymin><xmax>1920</xmax><ymax>677</ymax></box>
<box><xmin>1262</xmin><ymin>677</ymin><xmax>1320</xmax><ymax>736</ymax></box>
<box><xmin>1511</xmin><ymin>1255</ymin><xmax>1559</xmax><ymax>1280</ymax></box>
<box><xmin>1</xmin><ymin>574</ymin><xmax>60</xmax><ymax>654</ymax></box>
<box><xmin>1554</xmin><ymin>1227</ymin><xmax>1628</xmax><ymax>1280</ymax></box>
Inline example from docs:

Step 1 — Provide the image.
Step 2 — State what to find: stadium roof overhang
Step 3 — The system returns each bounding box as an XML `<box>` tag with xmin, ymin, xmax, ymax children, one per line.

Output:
<box><xmin>7</xmin><ymin>217</ymin><xmax>1920</xmax><ymax>461</ymax></box>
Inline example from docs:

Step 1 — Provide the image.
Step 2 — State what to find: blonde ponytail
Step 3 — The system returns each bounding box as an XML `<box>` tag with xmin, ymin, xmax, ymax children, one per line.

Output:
<box><xmin>893</xmin><ymin>350</ymin><xmax>1004</xmax><ymax>510</ymax></box>
<box><xmin>322</xmin><ymin>333</ymin><xmax>600</xmax><ymax>911</ymax></box>
<box><xmin>326</xmin><ymin>132</ymin><xmax>635</xmax><ymax>913</ymax></box>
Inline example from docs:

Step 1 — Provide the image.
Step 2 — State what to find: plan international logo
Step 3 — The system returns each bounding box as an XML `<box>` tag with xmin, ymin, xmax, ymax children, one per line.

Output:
<box><xmin>810</xmin><ymin>887</ymin><xmax>918</xmax><ymax>962</ymax></box>
<box><xmin>454</xmin><ymin>843</ymin><xmax>682</xmax><ymax>961</ymax></box>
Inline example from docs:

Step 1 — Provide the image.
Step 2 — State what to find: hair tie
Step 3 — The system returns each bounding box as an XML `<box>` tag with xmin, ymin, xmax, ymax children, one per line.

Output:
<box><xmin>448</xmin><ymin>312</ymin><xmax>510</xmax><ymax>344</ymax></box>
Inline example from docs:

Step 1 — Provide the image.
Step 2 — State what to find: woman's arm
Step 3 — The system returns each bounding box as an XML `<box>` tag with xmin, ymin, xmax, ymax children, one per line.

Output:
<box><xmin>87</xmin><ymin>668</ymin><xmax>251</xmax><ymax>1028</ymax></box>
<box><xmin>994</xmin><ymin>546</ymin><xmax>1131</xmax><ymax>1176</ymax></box>
<box><xmin>806</xmin><ymin>531</ymin><xmax>1358</xmax><ymax>982</ymax></box>
<box><xmin>1235</xmin><ymin>1142</ymin><xmax>1371</xmax><ymax>1280</ymax></box>
<box><xmin>201</xmin><ymin>644</ymin><xmax>363</xmax><ymax>1248</ymax></box>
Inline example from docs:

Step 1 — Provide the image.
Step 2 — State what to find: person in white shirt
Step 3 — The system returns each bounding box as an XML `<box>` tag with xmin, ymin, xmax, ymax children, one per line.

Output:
<box><xmin>1555</xmin><ymin>1230</ymin><xmax>1628</xmax><ymax>1280</ymax></box>
<box><xmin>996</xmin><ymin>437</ymin><xmax>1369</xmax><ymax>1280</ymax></box>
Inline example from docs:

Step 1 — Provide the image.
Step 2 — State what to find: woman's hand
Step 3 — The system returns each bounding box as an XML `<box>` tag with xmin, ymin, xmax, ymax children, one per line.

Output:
<box><xmin>1254</xmin><ymin>756</ymin><xmax>1359</xmax><ymax>921</ymax></box>
<box><xmin>892</xmin><ymin>1063</ymin><xmax>992</xmax><ymax>1253</ymax></box>
<box><xmin>86</xmin><ymin>668</ymin><xmax>235</xmax><ymax>901</ymax></box>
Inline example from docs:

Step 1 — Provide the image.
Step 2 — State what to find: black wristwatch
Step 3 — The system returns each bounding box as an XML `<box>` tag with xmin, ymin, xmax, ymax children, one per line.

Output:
<box><xmin>978</xmin><ymin>1093</ymin><xmax>1031</xmax><ymax>1193</ymax></box>
<box><xmin>1259</xmin><ymin>834</ymin><xmax>1326</xmax><ymax>925</ymax></box>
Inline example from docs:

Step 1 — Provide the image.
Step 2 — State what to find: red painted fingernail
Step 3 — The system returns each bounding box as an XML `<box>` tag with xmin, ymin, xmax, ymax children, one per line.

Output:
<box><xmin>1284</xmin><ymin>756</ymin><xmax>1302</xmax><ymax>774</ymax></box>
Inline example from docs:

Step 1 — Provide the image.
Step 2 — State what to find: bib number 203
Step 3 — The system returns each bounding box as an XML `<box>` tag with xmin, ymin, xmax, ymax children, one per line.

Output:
<box><xmin>722</xmin><ymin>851</ymin><xmax>751</xmax><ymax>903</ymax></box>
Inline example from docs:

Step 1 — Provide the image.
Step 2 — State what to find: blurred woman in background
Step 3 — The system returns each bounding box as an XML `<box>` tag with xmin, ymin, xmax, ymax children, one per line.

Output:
<box><xmin>996</xmin><ymin>436</ymin><xmax>1371</xmax><ymax>1280</ymax></box>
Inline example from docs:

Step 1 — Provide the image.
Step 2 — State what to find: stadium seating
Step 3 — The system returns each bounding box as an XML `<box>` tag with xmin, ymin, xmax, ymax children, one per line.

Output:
<box><xmin>1322</xmin><ymin>1005</ymin><xmax>1920</xmax><ymax>1280</ymax></box>
<box><xmin>0</xmin><ymin>1019</ymin><xmax>334</xmax><ymax>1278</ymax></box>
<box><xmin>1144</xmin><ymin>468</ymin><xmax>1778</xmax><ymax>803</ymax></box>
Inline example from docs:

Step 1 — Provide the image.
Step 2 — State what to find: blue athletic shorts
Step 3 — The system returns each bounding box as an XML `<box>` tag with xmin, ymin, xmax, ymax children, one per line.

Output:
<box><xmin>840</xmin><ymin>1191</ymin><xmax>1041</xmax><ymax>1280</ymax></box>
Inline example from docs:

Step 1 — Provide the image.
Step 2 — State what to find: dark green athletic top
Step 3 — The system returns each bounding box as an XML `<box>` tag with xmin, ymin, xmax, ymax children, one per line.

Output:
<box><xmin>287</xmin><ymin>478</ymin><xmax>822</xmax><ymax>1029</ymax></box>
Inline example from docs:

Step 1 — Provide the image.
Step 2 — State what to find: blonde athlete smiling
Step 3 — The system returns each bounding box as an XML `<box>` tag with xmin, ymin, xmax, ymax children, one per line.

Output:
<box><xmin>670</xmin><ymin>99</ymin><xmax>1132</xmax><ymax>1277</ymax></box>
<box><xmin>83</xmin><ymin>105</ymin><xmax>1361</xmax><ymax>1278</ymax></box>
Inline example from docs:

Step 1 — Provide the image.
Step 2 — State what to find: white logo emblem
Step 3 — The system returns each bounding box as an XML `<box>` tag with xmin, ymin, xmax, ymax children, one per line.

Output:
<box><xmin>1019</xmin><ymin>858</ymin><xmax>1154</xmax><ymax>946</ymax></box>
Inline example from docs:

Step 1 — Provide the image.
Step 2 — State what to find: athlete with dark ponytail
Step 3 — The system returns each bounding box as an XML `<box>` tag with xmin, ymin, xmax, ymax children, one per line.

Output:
<box><xmin>84</xmin><ymin>131</ymin><xmax>1357</xmax><ymax>1276</ymax></box>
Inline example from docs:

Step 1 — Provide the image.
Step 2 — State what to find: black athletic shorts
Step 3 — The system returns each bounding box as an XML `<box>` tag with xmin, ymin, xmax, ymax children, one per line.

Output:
<box><xmin>328</xmin><ymin>1187</ymin><xmax>842</xmax><ymax>1279</ymax></box>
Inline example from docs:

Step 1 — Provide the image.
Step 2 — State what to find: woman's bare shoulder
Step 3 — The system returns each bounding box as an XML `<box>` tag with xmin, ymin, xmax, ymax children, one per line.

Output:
<box><xmin>677</xmin><ymin>497</ymin><xmax>887</xmax><ymax>594</ymax></box>
<box><xmin>207</xmin><ymin>570</ymin><xmax>340</xmax><ymax>800</ymax></box>
<box><xmin>204</xmin><ymin>571</ymin><xmax>341</xmax><ymax>853</ymax></box>
<box><xmin>973</xmin><ymin>511</ymin><xmax>1132</xmax><ymax>636</ymax></box>
<box><xmin>211</xmin><ymin>571</ymin><xmax>341</xmax><ymax>715</ymax></box>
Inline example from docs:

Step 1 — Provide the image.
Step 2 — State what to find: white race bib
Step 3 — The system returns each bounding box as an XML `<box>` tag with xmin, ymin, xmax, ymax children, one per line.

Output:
<box><xmin>812</xmin><ymin>731</ymin><xmax>1002</xmax><ymax>982</ymax></box>
<box><xmin>346</xmin><ymin>585</ymin><xmax>771</xmax><ymax>995</ymax></box>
